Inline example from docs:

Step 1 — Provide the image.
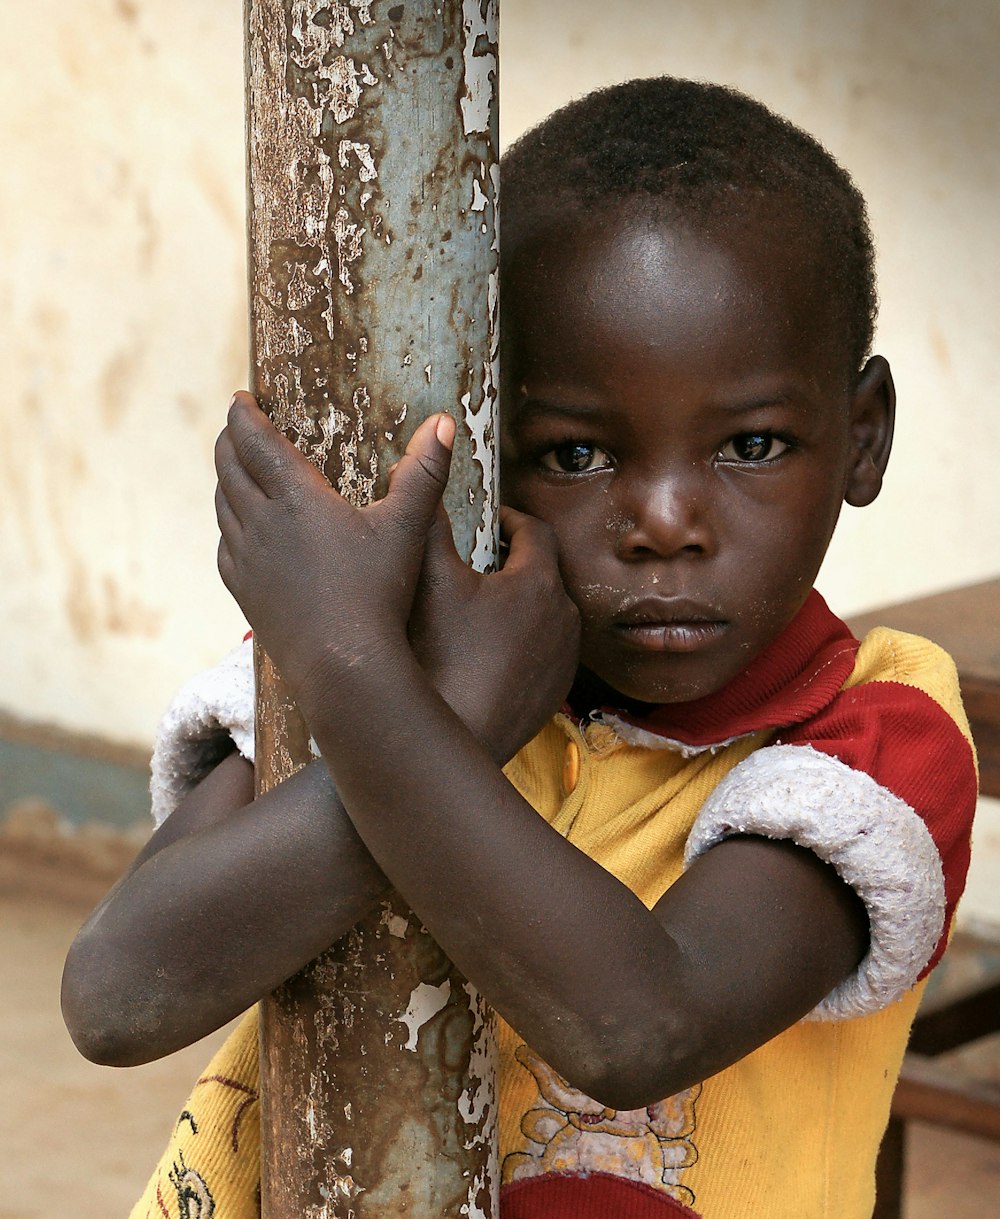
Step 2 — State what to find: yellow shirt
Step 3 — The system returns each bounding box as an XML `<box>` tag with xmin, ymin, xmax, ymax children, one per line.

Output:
<box><xmin>131</xmin><ymin>597</ymin><xmax>977</xmax><ymax>1218</ymax></box>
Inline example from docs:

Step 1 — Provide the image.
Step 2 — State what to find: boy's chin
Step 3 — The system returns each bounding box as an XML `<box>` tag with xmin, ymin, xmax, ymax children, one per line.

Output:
<box><xmin>571</xmin><ymin>661</ymin><xmax>732</xmax><ymax>713</ymax></box>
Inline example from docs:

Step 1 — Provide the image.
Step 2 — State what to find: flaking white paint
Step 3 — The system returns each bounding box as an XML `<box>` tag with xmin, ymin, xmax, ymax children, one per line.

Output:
<box><xmin>460</xmin><ymin>0</ymin><xmax>499</xmax><ymax>136</ymax></box>
<box><xmin>398</xmin><ymin>979</ymin><xmax>451</xmax><ymax>1051</ymax></box>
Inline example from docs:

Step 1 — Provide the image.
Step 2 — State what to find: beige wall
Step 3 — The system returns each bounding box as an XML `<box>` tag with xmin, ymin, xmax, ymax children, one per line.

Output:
<box><xmin>2</xmin><ymin>1</ymin><xmax>997</xmax><ymax>764</ymax></box>
<box><xmin>1</xmin><ymin>1</ymin><xmax>249</xmax><ymax>747</ymax></box>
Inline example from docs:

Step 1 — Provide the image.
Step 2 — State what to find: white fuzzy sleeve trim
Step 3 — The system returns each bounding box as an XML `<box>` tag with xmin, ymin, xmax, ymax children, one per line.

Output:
<box><xmin>684</xmin><ymin>744</ymin><xmax>946</xmax><ymax>1021</ymax></box>
<box><xmin>149</xmin><ymin>638</ymin><xmax>256</xmax><ymax>827</ymax></box>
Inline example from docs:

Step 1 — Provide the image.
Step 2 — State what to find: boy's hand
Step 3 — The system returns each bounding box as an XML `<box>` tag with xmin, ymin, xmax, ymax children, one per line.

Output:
<box><xmin>409</xmin><ymin>502</ymin><xmax>580</xmax><ymax>762</ymax></box>
<box><xmin>215</xmin><ymin>393</ymin><xmax>579</xmax><ymax>758</ymax></box>
<box><xmin>215</xmin><ymin>393</ymin><xmax>453</xmax><ymax>713</ymax></box>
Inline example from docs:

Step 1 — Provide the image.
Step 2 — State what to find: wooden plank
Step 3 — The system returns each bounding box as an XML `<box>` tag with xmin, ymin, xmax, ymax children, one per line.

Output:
<box><xmin>909</xmin><ymin>978</ymin><xmax>1000</xmax><ymax>1056</ymax></box>
<box><xmin>847</xmin><ymin>579</ymin><xmax>1000</xmax><ymax>687</ymax></box>
<box><xmin>892</xmin><ymin>1054</ymin><xmax>1000</xmax><ymax>1142</ymax></box>
<box><xmin>872</xmin><ymin>1115</ymin><xmax>905</xmax><ymax>1219</ymax></box>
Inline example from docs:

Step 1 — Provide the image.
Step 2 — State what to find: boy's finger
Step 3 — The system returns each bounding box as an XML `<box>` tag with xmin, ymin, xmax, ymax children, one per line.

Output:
<box><xmin>215</xmin><ymin>483</ymin><xmax>242</xmax><ymax>537</ymax></box>
<box><xmin>382</xmin><ymin>412</ymin><xmax>456</xmax><ymax>533</ymax></box>
<box><xmin>226</xmin><ymin>393</ymin><xmax>332</xmax><ymax>504</ymax></box>
<box><xmin>498</xmin><ymin>506</ymin><xmax>561</xmax><ymax>570</ymax></box>
<box><xmin>420</xmin><ymin>501</ymin><xmax>464</xmax><ymax>587</ymax></box>
<box><xmin>214</xmin><ymin>429</ymin><xmax>265</xmax><ymax>519</ymax></box>
<box><xmin>217</xmin><ymin>536</ymin><xmax>237</xmax><ymax>592</ymax></box>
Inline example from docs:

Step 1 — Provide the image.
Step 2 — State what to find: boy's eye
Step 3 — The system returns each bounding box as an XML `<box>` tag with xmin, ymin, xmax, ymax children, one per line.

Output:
<box><xmin>717</xmin><ymin>433</ymin><xmax>790</xmax><ymax>464</ymax></box>
<box><xmin>540</xmin><ymin>443</ymin><xmax>612</xmax><ymax>473</ymax></box>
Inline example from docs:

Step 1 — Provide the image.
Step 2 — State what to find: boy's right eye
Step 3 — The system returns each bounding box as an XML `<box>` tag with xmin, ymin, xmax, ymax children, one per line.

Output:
<box><xmin>540</xmin><ymin>443</ymin><xmax>612</xmax><ymax>474</ymax></box>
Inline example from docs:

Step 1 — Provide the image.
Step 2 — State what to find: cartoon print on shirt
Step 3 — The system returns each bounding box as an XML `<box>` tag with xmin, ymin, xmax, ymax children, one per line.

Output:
<box><xmin>503</xmin><ymin>1042</ymin><xmax>701</xmax><ymax>1206</ymax></box>
<box><xmin>169</xmin><ymin>1154</ymin><xmax>216</xmax><ymax>1219</ymax></box>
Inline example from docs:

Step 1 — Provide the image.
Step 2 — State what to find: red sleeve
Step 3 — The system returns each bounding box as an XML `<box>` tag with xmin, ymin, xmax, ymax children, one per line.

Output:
<box><xmin>777</xmin><ymin>679</ymin><xmax>976</xmax><ymax>977</ymax></box>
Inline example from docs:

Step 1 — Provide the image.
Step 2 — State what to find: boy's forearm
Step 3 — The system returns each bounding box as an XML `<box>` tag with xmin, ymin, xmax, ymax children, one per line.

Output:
<box><xmin>298</xmin><ymin>646</ymin><xmax>704</xmax><ymax>1108</ymax></box>
<box><xmin>61</xmin><ymin>756</ymin><xmax>390</xmax><ymax>1066</ymax></box>
<box><xmin>301</xmin><ymin>648</ymin><xmax>868</xmax><ymax>1110</ymax></box>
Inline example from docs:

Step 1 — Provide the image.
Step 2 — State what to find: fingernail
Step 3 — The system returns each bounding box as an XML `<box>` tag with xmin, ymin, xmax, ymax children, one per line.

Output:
<box><xmin>436</xmin><ymin>413</ymin><xmax>456</xmax><ymax>448</ymax></box>
<box><xmin>229</xmin><ymin>393</ymin><xmax>238</xmax><ymax>408</ymax></box>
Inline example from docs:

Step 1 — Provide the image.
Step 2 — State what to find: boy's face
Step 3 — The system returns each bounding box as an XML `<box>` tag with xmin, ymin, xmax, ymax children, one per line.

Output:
<box><xmin>500</xmin><ymin>207</ymin><xmax>891</xmax><ymax>706</ymax></box>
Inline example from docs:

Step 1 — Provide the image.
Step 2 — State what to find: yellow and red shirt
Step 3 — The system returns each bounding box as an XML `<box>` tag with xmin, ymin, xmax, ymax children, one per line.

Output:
<box><xmin>134</xmin><ymin>591</ymin><xmax>977</xmax><ymax>1219</ymax></box>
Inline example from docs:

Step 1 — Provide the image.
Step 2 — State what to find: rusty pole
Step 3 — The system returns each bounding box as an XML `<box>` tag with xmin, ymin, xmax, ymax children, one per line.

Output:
<box><xmin>245</xmin><ymin>1</ymin><xmax>500</xmax><ymax>1216</ymax></box>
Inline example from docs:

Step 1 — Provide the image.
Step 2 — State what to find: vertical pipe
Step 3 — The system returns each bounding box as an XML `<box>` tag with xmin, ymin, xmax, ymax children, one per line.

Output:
<box><xmin>244</xmin><ymin>2</ymin><xmax>499</xmax><ymax>1216</ymax></box>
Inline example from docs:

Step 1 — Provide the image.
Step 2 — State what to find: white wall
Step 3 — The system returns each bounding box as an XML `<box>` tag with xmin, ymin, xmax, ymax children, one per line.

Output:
<box><xmin>2</xmin><ymin>0</ymin><xmax>997</xmax><ymax>761</ymax></box>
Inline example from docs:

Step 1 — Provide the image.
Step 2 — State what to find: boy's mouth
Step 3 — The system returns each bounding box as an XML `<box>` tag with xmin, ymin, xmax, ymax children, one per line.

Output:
<box><xmin>611</xmin><ymin>597</ymin><xmax>729</xmax><ymax>653</ymax></box>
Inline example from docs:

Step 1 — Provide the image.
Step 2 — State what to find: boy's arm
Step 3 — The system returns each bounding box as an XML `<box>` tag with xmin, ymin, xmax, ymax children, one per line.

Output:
<box><xmin>62</xmin><ymin>449</ymin><xmax>566</xmax><ymax>1067</ymax></box>
<box><xmin>216</xmin><ymin>398</ymin><xmax>869</xmax><ymax>1110</ymax></box>
<box><xmin>61</xmin><ymin>753</ymin><xmax>391</xmax><ymax>1066</ymax></box>
<box><xmin>301</xmin><ymin>649</ymin><xmax>866</xmax><ymax>1110</ymax></box>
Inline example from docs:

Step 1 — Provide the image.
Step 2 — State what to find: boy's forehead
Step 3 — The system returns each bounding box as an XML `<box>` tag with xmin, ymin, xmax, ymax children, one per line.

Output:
<box><xmin>502</xmin><ymin>203</ymin><xmax>840</xmax><ymax>375</ymax></box>
<box><xmin>506</xmin><ymin>197</ymin><xmax>820</xmax><ymax>300</ymax></box>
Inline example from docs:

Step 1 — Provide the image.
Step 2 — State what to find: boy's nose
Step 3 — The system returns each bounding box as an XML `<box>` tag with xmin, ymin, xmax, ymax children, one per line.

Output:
<box><xmin>613</xmin><ymin>475</ymin><xmax>715</xmax><ymax>561</ymax></box>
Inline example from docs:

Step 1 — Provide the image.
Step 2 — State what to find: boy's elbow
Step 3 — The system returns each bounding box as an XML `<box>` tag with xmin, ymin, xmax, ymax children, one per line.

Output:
<box><xmin>552</xmin><ymin>1017</ymin><xmax>706</xmax><ymax>1113</ymax></box>
<box><xmin>60</xmin><ymin>983</ymin><xmax>126</xmax><ymax>1067</ymax></box>
<box><xmin>62</xmin><ymin>1003</ymin><xmax>138</xmax><ymax>1067</ymax></box>
<box><xmin>577</xmin><ymin>1061</ymin><xmax>690</xmax><ymax>1115</ymax></box>
<box><xmin>61</xmin><ymin>937</ymin><xmax>163</xmax><ymax>1067</ymax></box>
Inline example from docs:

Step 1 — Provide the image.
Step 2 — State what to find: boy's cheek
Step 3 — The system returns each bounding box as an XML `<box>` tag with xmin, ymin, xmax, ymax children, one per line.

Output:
<box><xmin>496</xmin><ymin>470</ymin><xmax>542</xmax><ymax>519</ymax></box>
<box><xmin>495</xmin><ymin>447</ymin><xmax>530</xmax><ymax>504</ymax></box>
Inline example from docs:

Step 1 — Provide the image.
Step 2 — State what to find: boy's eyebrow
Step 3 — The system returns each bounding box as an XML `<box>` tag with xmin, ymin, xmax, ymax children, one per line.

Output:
<box><xmin>512</xmin><ymin>389</ymin><xmax>816</xmax><ymax>422</ymax></box>
<box><xmin>712</xmin><ymin>390</ymin><xmax>808</xmax><ymax>415</ymax></box>
<box><xmin>512</xmin><ymin>398</ymin><xmax>605</xmax><ymax>422</ymax></box>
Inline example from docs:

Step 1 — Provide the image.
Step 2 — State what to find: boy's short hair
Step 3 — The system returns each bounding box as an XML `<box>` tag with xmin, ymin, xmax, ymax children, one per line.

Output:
<box><xmin>501</xmin><ymin>77</ymin><xmax>877</xmax><ymax>377</ymax></box>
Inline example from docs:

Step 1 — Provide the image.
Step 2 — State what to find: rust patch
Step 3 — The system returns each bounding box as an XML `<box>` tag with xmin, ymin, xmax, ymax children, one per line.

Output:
<box><xmin>929</xmin><ymin>324</ymin><xmax>952</xmax><ymax>372</ymax></box>
<box><xmin>134</xmin><ymin>187</ymin><xmax>158</xmax><ymax>269</ymax></box>
<box><xmin>175</xmin><ymin>392</ymin><xmax>201</xmax><ymax>425</ymax></box>
<box><xmin>260</xmin><ymin>900</ymin><xmax>498</xmax><ymax>1217</ymax></box>
<box><xmin>64</xmin><ymin>565</ymin><xmax>164</xmax><ymax>643</ymax></box>
<box><xmin>191</xmin><ymin>150</ymin><xmax>243</xmax><ymax>230</ymax></box>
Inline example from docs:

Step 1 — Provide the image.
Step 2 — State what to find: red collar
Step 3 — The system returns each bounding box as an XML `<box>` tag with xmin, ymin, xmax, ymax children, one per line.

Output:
<box><xmin>578</xmin><ymin>590</ymin><xmax>860</xmax><ymax>748</ymax></box>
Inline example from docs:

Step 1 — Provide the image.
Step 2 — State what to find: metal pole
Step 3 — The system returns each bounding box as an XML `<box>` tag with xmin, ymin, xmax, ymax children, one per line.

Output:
<box><xmin>245</xmin><ymin>2</ymin><xmax>499</xmax><ymax>1216</ymax></box>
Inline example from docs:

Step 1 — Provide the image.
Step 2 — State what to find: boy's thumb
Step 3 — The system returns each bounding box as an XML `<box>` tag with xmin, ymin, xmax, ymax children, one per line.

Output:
<box><xmin>385</xmin><ymin>412</ymin><xmax>456</xmax><ymax>531</ymax></box>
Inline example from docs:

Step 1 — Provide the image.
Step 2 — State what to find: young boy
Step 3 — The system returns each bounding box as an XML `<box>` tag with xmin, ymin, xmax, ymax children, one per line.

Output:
<box><xmin>63</xmin><ymin>78</ymin><xmax>976</xmax><ymax>1218</ymax></box>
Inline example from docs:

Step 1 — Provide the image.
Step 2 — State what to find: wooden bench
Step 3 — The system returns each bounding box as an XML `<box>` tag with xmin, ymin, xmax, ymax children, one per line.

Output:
<box><xmin>848</xmin><ymin>579</ymin><xmax>1000</xmax><ymax>1218</ymax></box>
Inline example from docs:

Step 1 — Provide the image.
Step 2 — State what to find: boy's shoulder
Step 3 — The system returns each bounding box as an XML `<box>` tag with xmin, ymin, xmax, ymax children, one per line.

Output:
<box><xmin>778</xmin><ymin>617</ymin><xmax>976</xmax><ymax>837</ymax></box>
<box><xmin>843</xmin><ymin>624</ymin><xmax>972</xmax><ymax>744</ymax></box>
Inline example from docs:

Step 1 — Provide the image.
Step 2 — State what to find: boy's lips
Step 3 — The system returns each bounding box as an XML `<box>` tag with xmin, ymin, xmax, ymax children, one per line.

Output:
<box><xmin>610</xmin><ymin>597</ymin><xmax>729</xmax><ymax>653</ymax></box>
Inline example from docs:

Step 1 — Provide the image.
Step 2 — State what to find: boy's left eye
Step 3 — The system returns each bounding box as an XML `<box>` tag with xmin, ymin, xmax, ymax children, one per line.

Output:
<box><xmin>717</xmin><ymin>433</ymin><xmax>790</xmax><ymax>464</ymax></box>
<box><xmin>540</xmin><ymin>443</ymin><xmax>613</xmax><ymax>474</ymax></box>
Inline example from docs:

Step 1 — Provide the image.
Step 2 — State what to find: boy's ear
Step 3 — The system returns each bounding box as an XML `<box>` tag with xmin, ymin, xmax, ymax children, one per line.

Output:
<box><xmin>844</xmin><ymin>355</ymin><xmax>895</xmax><ymax>507</ymax></box>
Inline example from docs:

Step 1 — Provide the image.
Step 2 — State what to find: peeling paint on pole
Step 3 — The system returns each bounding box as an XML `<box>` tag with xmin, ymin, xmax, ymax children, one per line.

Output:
<box><xmin>245</xmin><ymin>0</ymin><xmax>499</xmax><ymax>551</ymax></box>
<box><xmin>245</xmin><ymin>1</ymin><xmax>499</xmax><ymax>1215</ymax></box>
<box><xmin>258</xmin><ymin>898</ymin><xmax>498</xmax><ymax>1218</ymax></box>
